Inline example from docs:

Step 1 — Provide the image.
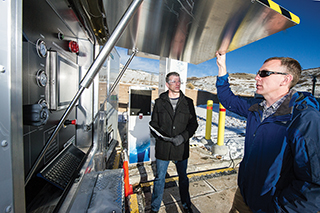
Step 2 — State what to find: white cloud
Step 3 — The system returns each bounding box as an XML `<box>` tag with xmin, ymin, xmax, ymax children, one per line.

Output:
<box><xmin>116</xmin><ymin>46</ymin><xmax>159</xmax><ymax>73</ymax></box>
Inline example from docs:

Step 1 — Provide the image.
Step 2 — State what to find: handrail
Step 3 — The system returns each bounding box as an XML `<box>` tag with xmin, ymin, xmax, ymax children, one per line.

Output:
<box><xmin>25</xmin><ymin>0</ymin><xmax>144</xmax><ymax>186</ymax></box>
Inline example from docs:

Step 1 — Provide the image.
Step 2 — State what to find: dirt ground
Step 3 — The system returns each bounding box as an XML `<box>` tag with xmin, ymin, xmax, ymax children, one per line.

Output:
<box><xmin>127</xmin><ymin>149</ymin><xmax>240</xmax><ymax>213</ymax></box>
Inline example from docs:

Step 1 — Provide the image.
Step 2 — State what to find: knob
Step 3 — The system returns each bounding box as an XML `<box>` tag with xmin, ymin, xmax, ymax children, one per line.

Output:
<box><xmin>69</xmin><ymin>41</ymin><xmax>79</xmax><ymax>54</ymax></box>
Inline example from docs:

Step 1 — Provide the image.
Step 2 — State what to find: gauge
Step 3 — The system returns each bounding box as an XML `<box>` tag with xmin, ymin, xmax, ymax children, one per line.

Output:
<box><xmin>36</xmin><ymin>69</ymin><xmax>47</xmax><ymax>87</ymax></box>
<box><xmin>36</xmin><ymin>39</ymin><xmax>47</xmax><ymax>58</ymax></box>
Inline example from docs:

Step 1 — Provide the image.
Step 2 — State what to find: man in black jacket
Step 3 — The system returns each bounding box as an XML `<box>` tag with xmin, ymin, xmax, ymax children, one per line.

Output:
<box><xmin>149</xmin><ymin>72</ymin><xmax>198</xmax><ymax>213</ymax></box>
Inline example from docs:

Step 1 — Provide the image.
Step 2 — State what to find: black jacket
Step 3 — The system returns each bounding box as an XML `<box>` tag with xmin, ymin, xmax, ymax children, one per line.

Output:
<box><xmin>150</xmin><ymin>90</ymin><xmax>198</xmax><ymax>161</ymax></box>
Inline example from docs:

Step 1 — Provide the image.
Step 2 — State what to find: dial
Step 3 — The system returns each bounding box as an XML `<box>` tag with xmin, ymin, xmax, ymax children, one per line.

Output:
<box><xmin>36</xmin><ymin>69</ymin><xmax>47</xmax><ymax>87</ymax></box>
<box><xmin>36</xmin><ymin>39</ymin><xmax>47</xmax><ymax>58</ymax></box>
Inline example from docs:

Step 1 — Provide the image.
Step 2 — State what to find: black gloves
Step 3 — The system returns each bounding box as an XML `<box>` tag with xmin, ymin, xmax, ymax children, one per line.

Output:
<box><xmin>149</xmin><ymin>125</ymin><xmax>184</xmax><ymax>146</ymax></box>
<box><xmin>165</xmin><ymin>135</ymin><xmax>184</xmax><ymax>146</ymax></box>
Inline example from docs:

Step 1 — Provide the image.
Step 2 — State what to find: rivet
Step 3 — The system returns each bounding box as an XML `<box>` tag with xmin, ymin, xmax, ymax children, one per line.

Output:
<box><xmin>5</xmin><ymin>205</ymin><xmax>12</xmax><ymax>213</ymax></box>
<box><xmin>0</xmin><ymin>65</ymin><xmax>5</xmax><ymax>73</ymax></box>
<box><xmin>1</xmin><ymin>140</ymin><xmax>8</xmax><ymax>147</ymax></box>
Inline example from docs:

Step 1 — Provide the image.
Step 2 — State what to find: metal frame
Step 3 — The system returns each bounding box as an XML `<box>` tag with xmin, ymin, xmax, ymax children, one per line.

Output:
<box><xmin>0</xmin><ymin>0</ymin><xmax>25</xmax><ymax>212</ymax></box>
<box><xmin>25</xmin><ymin>0</ymin><xmax>144</xmax><ymax>186</ymax></box>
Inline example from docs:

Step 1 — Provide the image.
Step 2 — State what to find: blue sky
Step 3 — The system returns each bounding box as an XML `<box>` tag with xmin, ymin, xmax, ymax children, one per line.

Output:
<box><xmin>116</xmin><ymin>0</ymin><xmax>320</xmax><ymax>77</ymax></box>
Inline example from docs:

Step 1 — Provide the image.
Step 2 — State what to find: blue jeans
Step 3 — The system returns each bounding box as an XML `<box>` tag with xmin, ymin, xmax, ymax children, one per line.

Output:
<box><xmin>151</xmin><ymin>158</ymin><xmax>191</xmax><ymax>211</ymax></box>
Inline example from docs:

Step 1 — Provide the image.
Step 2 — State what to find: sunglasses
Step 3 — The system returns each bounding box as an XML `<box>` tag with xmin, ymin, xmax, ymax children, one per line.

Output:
<box><xmin>257</xmin><ymin>70</ymin><xmax>288</xmax><ymax>78</ymax></box>
<box><xmin>167</xmin><ymin>80</ymin><xmax>181</xmax><ymax>84</ymax></box>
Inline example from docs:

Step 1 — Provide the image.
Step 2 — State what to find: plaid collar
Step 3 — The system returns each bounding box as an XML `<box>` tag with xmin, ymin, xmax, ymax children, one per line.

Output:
<box><xmin>260</xmin><ymin>90</ymin><xmax>293</xmax><ymax>121</ymax></box>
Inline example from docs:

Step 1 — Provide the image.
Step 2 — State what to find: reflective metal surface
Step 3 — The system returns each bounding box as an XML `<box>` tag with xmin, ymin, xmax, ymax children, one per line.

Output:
<box><xmin>0</xmin><ymin>0</ymin><xmax>25</xmax><ymax>212</ymax></box>
<box><xmin>102</xmin><ymin>0</ymin><xmax>298</xmax><ymax>64</ymax></box>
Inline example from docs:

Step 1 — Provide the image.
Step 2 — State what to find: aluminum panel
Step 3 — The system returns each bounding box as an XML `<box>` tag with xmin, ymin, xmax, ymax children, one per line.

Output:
<box><xmin>103</xmin><ymin>0</ymin><xmax>299</xmax><ymax>64</ymax></box>
<box><xmin>0</xmin><ymin>0</ymin><xmax>25</xmax><ymax>212</ymax></box>
<box><xmin>68</xmin><ymin>169</ymin><xmax>124</xmax><ymax>213</ymax></box>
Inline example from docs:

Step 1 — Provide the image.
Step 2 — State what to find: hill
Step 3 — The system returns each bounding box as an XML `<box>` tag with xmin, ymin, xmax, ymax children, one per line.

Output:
<box><xmin>118</xmin><ymin>67</ymin><xmax>320</xmax><ymax>97</ymax></box>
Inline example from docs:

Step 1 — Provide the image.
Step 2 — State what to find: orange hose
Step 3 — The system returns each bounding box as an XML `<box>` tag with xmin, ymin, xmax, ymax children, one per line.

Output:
<box><xmin>123</xmin><ymin>157</ymin><xmax>133</xmax><ymax>197</ymax></box>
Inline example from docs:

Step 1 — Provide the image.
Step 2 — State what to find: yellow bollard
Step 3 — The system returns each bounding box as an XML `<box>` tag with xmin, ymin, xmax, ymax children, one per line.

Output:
<box><xmin>217</xmin><ymin>103</ymin><xmax>226</xmax><ymax>146</ymax></box>
<box><xmin>205</xmin><ymin>100</ymin><xmax>213</xmax><ymax>140</ymax></box>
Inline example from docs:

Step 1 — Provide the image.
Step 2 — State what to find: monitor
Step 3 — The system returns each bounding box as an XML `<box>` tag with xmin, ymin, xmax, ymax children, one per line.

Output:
<box><xmin>46</xmin><ymin>51</ymin><xmax>79</xmax><ymax>110</ymax></box>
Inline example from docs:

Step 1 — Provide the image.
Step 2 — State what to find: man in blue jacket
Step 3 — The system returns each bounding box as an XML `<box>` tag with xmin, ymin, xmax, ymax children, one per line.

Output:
<box><xmin>149</xmin><ymin>72</ymin><xmax>198</xmax><ymax>213</ymax></box>
<box><xmin>216</xmin><ymin>52</ymin><xmax>320</xmax><ymax>213</ymax></box>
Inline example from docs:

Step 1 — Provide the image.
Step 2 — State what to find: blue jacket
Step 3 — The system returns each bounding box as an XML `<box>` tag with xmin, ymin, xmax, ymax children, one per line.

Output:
<box><xmin>217</xmin><ymin>74</ymin><xmax>320</xmax><ymax>213</ymax></box>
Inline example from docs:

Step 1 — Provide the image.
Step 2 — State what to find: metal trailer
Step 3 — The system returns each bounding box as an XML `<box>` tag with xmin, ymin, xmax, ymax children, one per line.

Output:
<box><xmin>0</xmin><ymin>0</ymin><xmax>299</xmax><ymax>212</ymax></box>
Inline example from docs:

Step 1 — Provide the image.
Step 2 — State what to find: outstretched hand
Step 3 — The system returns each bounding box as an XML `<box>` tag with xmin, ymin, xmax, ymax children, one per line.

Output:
<box><xmin>216</xmin><ymin>51</ymin><xmax>227</xmax><ymax>77</ymax></box>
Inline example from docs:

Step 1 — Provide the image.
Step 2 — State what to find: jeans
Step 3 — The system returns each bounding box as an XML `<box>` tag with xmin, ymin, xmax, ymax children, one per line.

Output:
<box><xmin>151</xmin><ymin>158</ymin><xmax>191</xmax><ymax>211</ymax></box>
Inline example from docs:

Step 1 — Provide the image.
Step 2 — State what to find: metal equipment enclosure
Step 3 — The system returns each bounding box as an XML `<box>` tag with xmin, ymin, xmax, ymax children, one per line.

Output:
<box><xmin>0</xmin><ymin>0</ymin><xmax>299</xmax><ymax>212</ymax></box>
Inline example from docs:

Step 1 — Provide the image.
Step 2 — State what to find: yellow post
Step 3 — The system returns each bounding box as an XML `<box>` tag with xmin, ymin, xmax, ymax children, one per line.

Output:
<box><xmin>217</xmin><ymin>103</ymin><xmax>226</xmax><ymax>146</ymax></box>
<box><xmin>205</xmin><ymin>100</ymin><xmax>213</xmax><ymax>140</ymax></box>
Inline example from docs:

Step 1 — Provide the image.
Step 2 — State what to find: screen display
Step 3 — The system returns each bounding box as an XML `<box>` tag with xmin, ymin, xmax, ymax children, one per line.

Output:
<box><xmin>58</xmin><ymin>58</ymin><xmax>79</xmax><ymax>106</ymax></box>
<box><xmin>130</xmin><ymin>89</ymin><xmax>151</xmax><ymax>116</ymax></box>
<box><xmin>46</xmin><ymin>51</ymin><xmax>79</xmax><ymax>110</ymax></box>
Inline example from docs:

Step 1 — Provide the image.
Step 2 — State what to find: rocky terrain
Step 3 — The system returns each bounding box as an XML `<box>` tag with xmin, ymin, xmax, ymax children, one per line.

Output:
<box><xmin>117</xmin><ymin>67</ymin><xmax>320</xmax><ymax>97</ymax></box>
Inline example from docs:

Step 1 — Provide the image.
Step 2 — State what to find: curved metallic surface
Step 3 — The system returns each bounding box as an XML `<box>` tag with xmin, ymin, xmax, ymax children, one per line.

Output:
<box><xmin>102</xmin><ymin>0</ymin><xmax>298</xmax><ymax>64</ymax></box>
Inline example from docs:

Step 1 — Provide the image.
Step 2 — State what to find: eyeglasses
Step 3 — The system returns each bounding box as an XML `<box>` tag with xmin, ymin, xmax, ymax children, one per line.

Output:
<box><xmin>167</xmin><ymin>80</ymin><xmax>181</xmax><ymax>84</ymax></box>
<box><xmin>257</xmin><ymin>70</ymin><xmax>288</xmax><ymax>78</ymax></box>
